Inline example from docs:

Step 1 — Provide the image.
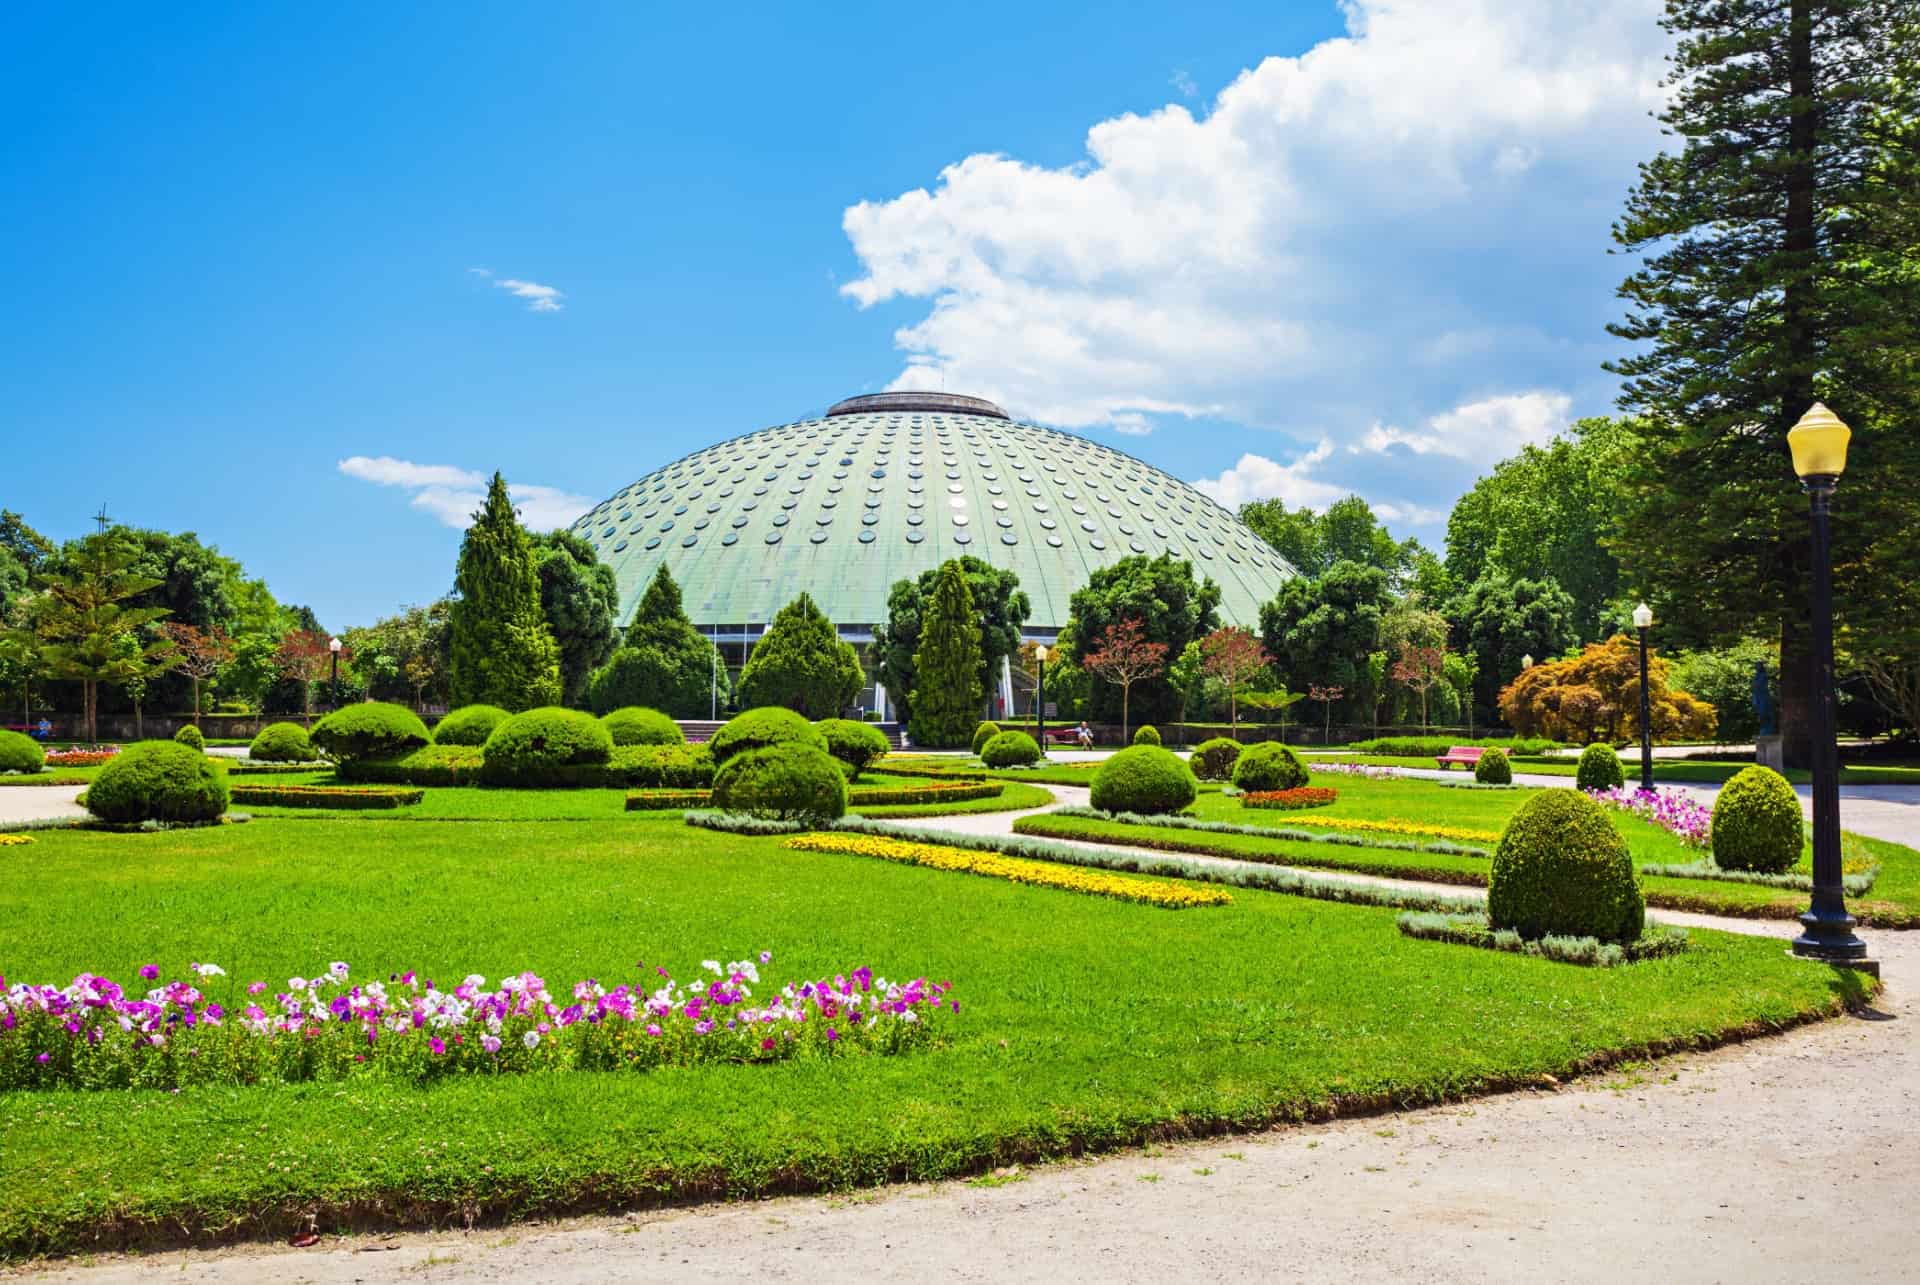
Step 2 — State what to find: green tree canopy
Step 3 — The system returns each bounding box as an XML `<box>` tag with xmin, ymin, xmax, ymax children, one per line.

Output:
<box><xmin>873</xmin><ymin>556</ymin><xmax>1029</xmax><ymax>726</ymax></box>
<box><xmin>1258</xmin><ymin>560</ymin><xmax>1390</xmax><ymax>724</ymax></box>
<box><xmin>1060</xmin><ymin>553</ymin><xmax>1220</xmax><ymax>727</ymax></box>
<box><xmin>29</xmin><ymin>533</ymin><xmax>175</xmax><ymax>739</ymax></box>
<box><xmin>1445</xmin><ymin>575</ymin><xmax>1578</xmax><ymax>726</ymax></box>
<box><xmin>448</xmin><ymin>473</ymin><xmax>562</xmax><ymax>711</ymax></box>
<box><xmin>586</xmin><ymin>565</ymin><xmax>726</xmax><ymax>718</ymax></box>
<box><xmin>735</xmin><ymin>592</ymin><xmax>862</xmax><ymax>718</ymax></box>
<box><xmin>0</xmin><ymin>511</ymin><xmax>51</xmax><ymax>620</ymax></box>
<box><xmin>530</xmin><ymin>530</ymin><xmax>619</xmax><ymax>706</ymax></box>
<box><xmin>1240</xmin><ymin>494</ymin><xmax>1435</xmax><ymax>590</ymax></box>
<box><xmin>907</xmin><ymin>561</ymin><xmax>986</xmax><ymax>747</ymax></box>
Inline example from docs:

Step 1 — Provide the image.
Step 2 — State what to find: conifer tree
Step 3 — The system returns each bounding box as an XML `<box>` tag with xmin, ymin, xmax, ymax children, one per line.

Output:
<box><xmin>735</xmin><ymin>592</ymin><xmax>862</xmax><ymax>718</ymax></box>
<box><xmin>448</xmin><ymin>473</ymin><xmax>562</xmax><ymax>711</ymax></box>
<box><xmin>908</xmin><ymin>560</ymin><xmax>985</xmax><ymax>748</ymax></box>
<box><xmin>29</xmin><ymin>534</ymin><xmax>175</xmax><ymax>741</ymax></box>
<box><xmin>586</xmin><ymin>564</ymin><xmax>725</xmax><ymax>717</ymax></box>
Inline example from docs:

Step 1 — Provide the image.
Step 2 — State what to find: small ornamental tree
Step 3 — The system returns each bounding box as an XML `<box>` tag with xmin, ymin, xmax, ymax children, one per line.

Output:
<box><xmin>448</xmin><ymin>473</ymin><xmax>563</xmax><ymax>712</ymax></box>
<box><xmin>588</xmin><ymin>564</ymin><xmax>725</xmax><ymax>718</ymax></box>
<box><xmin>908</xmin><ymin>561</ymin><xmax>986</xmax><ymax>748</ymax></box>
<box><xmin>1499</xmin><ymin>635</ymin><xmax>1717</xmax><ymax>745</ymax></box>
<box><xmin>1391</xmin><ymin>641</ymin><xmax>1448</xmax><ymax>732</ymax></box>
<box><xmin>1200</xmin><ymin>626</ymin><xmax>1267</xmax><ymax>735</ymax></box>
<box><xmin>1082</xmin><ymin>617</ymin><xmax>1168</xmax><ymax>744</ymax></box>
<box><xmin>27</xmin><ymin>535</ymin><xmax>173</xmax><ymax>741</ymax></box>
<box><xmin>158</xmin><ymin>622</ymin><xmax>234</xmax><ymax>723</ymax></box>
<box><xmin>1309</xmin><ymin>684</ymin><xmax>1345</xmax><ymax>745</ymax></box>
<box><xmin>736</xmin><ymin>593</ymin><xmax>863</xmax><ymax>718</ymax></box>
<box><xmin>273</xmin><ymin>630</ymin><xmax>344</xmax><ymax>717</ymax></box>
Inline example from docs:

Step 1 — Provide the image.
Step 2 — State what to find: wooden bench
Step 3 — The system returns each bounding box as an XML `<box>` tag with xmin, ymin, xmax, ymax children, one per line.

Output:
<box><xmin>1043</xmin><ymin>727</ymin><xmax>1090</xmax><ymax>747</ymax></box>
<box><xmin>1434</xmin><ymin>746</ymin><xmax>1484</xmax><ymax>771</ymax></box>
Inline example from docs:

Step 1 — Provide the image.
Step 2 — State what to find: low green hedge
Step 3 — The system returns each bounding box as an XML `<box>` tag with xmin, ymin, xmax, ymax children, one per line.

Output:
<box><xmin>0</xmin><ymin>729</ymin><xmax>46</xmax><ymax>775</ymax></box>
<box><xmin>310</xmin><ymin>703</ymin><xmax>429</xmax><ymax>762</ymax></box>
<box><xmin>342</xmin><ymin>743</ymin><xmax>714</xmax><ymax>789</ymax></box>
<box><xmin>1576</xmin><ymin>742</ymin><xmax>1626</xmax><ymax>791</ymax></box>
<box><xmin>248</xmin><ymin>722</ymin><xmax>316</xmax><ymax>763</ymax></box>
<box><xmin>433</xmin><ymin>704</ymin><xmax>510</xmax><ymax>746</ymax></box>
<box><xmin>970</xmin><ymin>722</ymin><xmax>1001</xmax><ymax>756</ymax></box>
<box><xmin>817</xmin><ymin>718</ymin><xmax>891</xmax><ymax>780</ymax></box>
<box><xmin>85</xmin><ymin>741</ymin><xmax>229</xmax><ymax>824</ymax></box>
<box><xmin>709</xmin><ymin>707</ymin><xmax>824</xmax><ymax>765</ymax></box>
<box><xmin>626</xmin><ymin>779</ymin><xmax>1003</xmax><ymax>812</ymax></box>
<box><xmin>980</xmin><ymin>730</ymin><xmax>1042</xmax><ymax>768</ymax></box>
<box><xmin>1346</xmin><ymin>736</ymin><xmax>1564</xmax><ymax>756</ymax></box>
<box><xmin>481</xmin><ymin>707</ymin><xmax>614</xmax><ymax>784</ymax></box>
<box><xmin>228</xmin><ymin>761</ymin><xmax>330</xmax><ymax>776</ymax></box>
<box><xmin>229</xmin><ymin>783</ymin><xmax>424</xmax><ymax>810</ymax></box>
<box><xmin>600</xmin><ymin>706</ymin><xmax>685</xmax><ymax>747</ymax></box>
<box><xmin>624</xmin><ymin>790</ymin><xmax>715</xmax><ymax>811</ymax></box>
<box><xmin>172</xmin><ymin>724</ymin><xmax>205</xmax><ymax>751</ymax></box>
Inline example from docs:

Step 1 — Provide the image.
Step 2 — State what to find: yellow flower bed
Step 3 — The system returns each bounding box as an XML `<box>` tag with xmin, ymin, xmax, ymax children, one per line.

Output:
<box><xmin>1279</xmin><ymin>816</ymin><xmax>1503</xmax><ymax>844</ymax></box>
<box><xmin>0</xmin><ymin>834</ymin><xmax>33</xmax><ymax>847</ymax></box>
<box><xmin>785</xmin><ymin>833</ymin><xmax>1230</xmax><ymax>909</ymax></box>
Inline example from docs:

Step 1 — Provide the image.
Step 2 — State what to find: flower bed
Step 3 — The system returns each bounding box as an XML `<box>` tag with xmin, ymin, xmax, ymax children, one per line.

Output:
<box><xmin>44</xmin><ymin>749</ymin><xmax>118</xmax><ymax>768</ymax></box>
<box><xmin>1584</xmin><ymin>786</ymin><xmax>1712</xmax><ymax>849</ymax></box>
<box><xmin>0</xmin><ymin>835</ymin><xmax>32</xmax><ymax>848</ymax></box>
<box><xmin>228</xmin><ymin>784</ymin><xmax>425</xmax><ymax>810</ymax></box>
<box><xmin>0</xmin><ymin>954</ymin><xmax>952</xmax><ymax>1091</ymax></box>
<box><xmin>1396</xmin><ymin>911</ymin><xmax>1690</xmax><ymax>967</ymax></box>
<box><xmin>1241</xmin><ymin>786</ymin><xmax>1337</xmax><ymax>811</ymax></box>
<box><xmin>1310</xmin><ymin>762</ymin><xmax>1399</xmax><ymax>781</ymax></box>
<box><xmin>226</xmin><ymin>761</ymin><xmax>329</xmax><ymax>776</ymax></box>
<box><xmin>785</xmin><ymin>833</ymin><xmax>1230</xmax><ymax>909</ymax></box>
<box><xmin>627</xmin><ymin>790</ymin><xmax>715</xmax><ymax>811</ymax></box>
<box><xmin>1259</xmin><ymin>814</ymin><xmax>1503</xmax><ymax>845</ymax></box>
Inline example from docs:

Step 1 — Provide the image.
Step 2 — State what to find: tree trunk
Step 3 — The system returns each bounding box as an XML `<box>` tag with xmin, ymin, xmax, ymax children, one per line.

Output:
<box><xmin>191</xmin><ymin>677</ymin><xmax>201</xmax><ymax>726</ymax></box>
<box><xmin>134</xmin><ymin>697</ymin><xmax>143</xmax><ymax>740</ymax></box>
<box><xmin>85</xmin><ymin>679</ymin><xmax>96</xmax><ymax>743</ymax></box>
<box><xmin>1121</xmin><ymin>684</ymin><xmax>1130</xmax><ymax>744</ymax></box>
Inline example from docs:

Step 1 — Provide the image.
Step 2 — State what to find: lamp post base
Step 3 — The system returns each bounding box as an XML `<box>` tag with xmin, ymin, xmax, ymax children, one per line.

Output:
<box><xmin>1791</xmin><ymin>905</ymin><xmax>1873</xmax><ymax>975</ymax></box>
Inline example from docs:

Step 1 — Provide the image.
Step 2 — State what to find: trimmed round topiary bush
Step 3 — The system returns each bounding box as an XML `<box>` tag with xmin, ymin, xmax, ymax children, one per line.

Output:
<box><xmin>1475</xmin><ymin>747</ymin><xmax>1512</xmax><ymax>785</ymax></box>
<box><xmin>1575</xmin><ymin>742</ymin><xmax>1625</xmax><ymax>791</ymax></box>
<box><xmin>311</xmin><ymin>703</ymin><xmax>430</xmax><ymax>763</ymax></box>
<box><xmin>1232</xmin><ymin>741</ymin><xmax>1308</xmax><ymax>793</ymax></box>
<box><xmin>1132</xmin><ymin>724</ymin><xmax>1161</xmax><ymax>746</ymax></box>
<box><xmin>816</xmin><ymin>718</ymin><xmax>890</xmax><ymax>780</ymax></box>
<box><xmin>1711</xmin><ymin>765</ymin><xmax>1804</xmax><ymax>873</ymax></box>
<box><xmin>708</xmin><ymin>707</ymin><xmax>826</xmax><ymax>766</ymax></box>
<box><xmin>0</xmin><ymin>729</ymin><xmax>46</xmax><ymax>774</ymax></box>
<box><xmin>434</xmin><ymin>704</ymin><xmax>510</xmax><ymax>747</ymax></box>
<box><xmin>970</xmin><ymin>721</ymin><xmax>1001</xmax><ymax>756</ymax></box>
<box><xmin>85</xmin><ymin>740</ymin><xmax>229</xmax><ymax>825</ymax></box>
<box><xmin>248</xmin><ymin>722</ymin><xmax>315</xmax><ymax>763</ymax></box>
<box><xmin>980</xmin><ymin>729</ymin><xmax>1042</xmax><ymax>768</ymax></box>
<box><xmin>600</xmin><ymin>706</ymin><xmax>686</xmax><ymax>747</ymax></box>
<box><xmin>1487</xmin><ymin>789</ymin><xmax>1644</xmax><ymax>942</ymax></box>
<box><xmin>172</xmin><ymin>724</ymin><xmax>205</xmax><ymax>752</ymax></box>
<box><xmin>482</xmin><ymin>707</ymin><xmax>614</xmax><ymax>780</ymax></box>
<box><xmin>1190</xmin><ymin>737</ymin><xmax>1241</xmax><ymax>782</ymax></box>
<box><xmin>1091</xmin><ymin>744</ymin><xmax>1197</xmax><ymax>814</ymax></box>
<box><xmin>711</xmin><ymin>744</ymin><xmax>848</xmax><ymax>822</ymax></box>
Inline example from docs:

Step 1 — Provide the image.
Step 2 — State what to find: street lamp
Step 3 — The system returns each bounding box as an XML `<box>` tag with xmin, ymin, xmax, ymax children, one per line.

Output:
<box><xmin>1786</xmin><ymin>401</ymin><xmax>1870</xmax><ymax>969</ymax></box>
<box><xmin>1520</xmin><ymin>654</ymin><xmax>1533</xmax><ymax>671</ymax></box>
<box><xmin>1033</xmin><ymin>645</ymin><xmax>1049</xmax><ymax>754</ymax></box>
<box><xmin>328</xmin><ymin>636</ymin><xmax>342</xmax><ymax>710</ymax></box>
<box><xmin>1632</xmin><ymin>601</ymin><xmax>1655</xmax><ymax>791</ymax></box>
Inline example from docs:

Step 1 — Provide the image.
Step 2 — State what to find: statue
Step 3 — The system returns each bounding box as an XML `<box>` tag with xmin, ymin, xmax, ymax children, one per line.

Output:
<box><xmin>1752</xmin><ymin>661</ymin><xmax>1777</xmax><ymax>738</ymax></box>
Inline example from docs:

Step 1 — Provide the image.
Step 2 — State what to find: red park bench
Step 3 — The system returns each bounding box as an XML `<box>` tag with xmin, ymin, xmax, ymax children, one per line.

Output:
<box><xmin>1434</xmin><ymin>746</ymin><xmax>1485</xmax><ymax>771</ymax></box>
<box><xmin>1043</xmin><ymin>727</ymin><xmax>1091</xmax><ymax>747</ymax></box>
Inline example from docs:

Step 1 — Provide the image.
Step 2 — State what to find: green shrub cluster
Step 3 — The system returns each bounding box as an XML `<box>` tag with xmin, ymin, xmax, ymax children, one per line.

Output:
<box><xmin>311</xmin><ymin>703</ymin><xmax>430</xmax><ymax>763</ymax></box>
<box><xmin>1474</xmin><ymin>747</ymin><xmax>1512</xmax><ymax>785</ymax></box>
<box><xmin>1232</xmin><ymin>741</ymin><xmax>1308</xmax><ymax>793</ymax></box>
<box><xmin>970</xmin><ymin>722</ymin><xmax>1001</xmax><ymax>756</ymax></box>
<box><xmin>1132</xmin><ymin>725</ymin><xmax>1161</xmax><ymax>746</ymax></box>
<box><xmin>0</xmin><ymin>729</ymin><xmax>45</xmax><ymax>774</ymax></box>
<box><xmin>85</xmin><ymin>741</ymin><xmax>229</xmax><ymax>825</ymax></box>
<box><xmin>600</xmin><ymin>706</ymin><xmax>685</xmax><ymax>747</ymax></box>
<box><xmin>433</xmin><ymin>704</ymin><xmax>510</xmax><ymax>746</ymax></box>
<box><xmin>172</xmin><ymin>725</ymin><xmax>205</xmax><ymax>752</ymax></box>
<box><xmin>1486</xmin><ymin>789</ymin><xmax>1644</xmax><ymax>942</ymax></box>
<box><xmin>1189</xmin><ymin>737</ymin><xmax>1241</xmax><ymax>781</ymax></box>
<box><xmin>1346</xmin><ymin>736</ymin><xmax>1563</xmax><ymax>757</ymax></box>
<box><xmin>1710</xmin><ymin>766</ymin><xmax>1803</xmax><ymax>873</ymax></box>
<box><xmin>248</xmin><ymin>722</ymin><xmax>315</xmax><ymax>763</ymax></box>
<box><xmin>1575</xmin><ymin>743</ymin><xmax>1625</xmax><ymax>791</ymax></box>
<box><xmin>228</xmin><ymin>784</ymin><xmax>423</xmax><ymax>810</ymax></box>
<box><xmin>980</xmin><ymin>730</ymin><xmax>1041</xmax><ymax>768</ymax></box>
<box><xmin>341</xmin><ymin>742</ymin><xmax>714</xmax><ymax>789</ymax></box>
<box><xmin>481</xmin><ymin>708</ymin><xmax>614</xmax><ymax>785</ymax></box>
<box><xmin>816</xmin><ymin>718</ymin><xmax>890</xmax><ymax>780</ymax></box>
<box><xmin>709</xmin><ymin>707</ymin><xmax>825</xmax><ymax>766</ymax></box>
<box><xmin>711</xmin><ymin>744</ymin><xmax>848</xmax><ymax>822</ymax></box>
<box><xmin>1091</xmin><ymin>745</ymin><xmax>1197</xmax><ymax>814</ymax></box>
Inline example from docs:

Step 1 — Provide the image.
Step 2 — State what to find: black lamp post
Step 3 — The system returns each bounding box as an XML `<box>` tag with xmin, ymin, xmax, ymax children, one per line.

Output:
<box><xmin>1632</xmin><ymin>601</ymin><xmax>1655</xmax><ymax>792</ymax></box>
<box><xmin>1034</xmin><ymin>645</ymin><xmax>1049</xmax><ymax>754</ymax></box>
<box><xmin>328</xmin><ymin>636</ymin><xmax>342</xmax><ymax>710</ymax></box>
<box><xmin>1786</xmin><ymin>402</ymin><xmax>1870</xmax><ymax>969</ymax></box>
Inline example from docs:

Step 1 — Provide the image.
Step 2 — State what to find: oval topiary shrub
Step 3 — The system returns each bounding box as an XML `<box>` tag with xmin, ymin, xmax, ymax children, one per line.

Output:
<box><xmin>0</xmin><ymin>728</ymin><xmax>46</xmax><ymax>774</ymax></box>
<box><xmin>1710</xmin><ymin>765</ymin><xmax>1804</xmax><ymax>873</ymax></box>
<box><xmin>970</xmin><ymin>721</ymin><xmax>1001</xmax><ymax>756</ymax></box>
<box><xmin>1474</xmin><ymin>747</ymin><xmax>1512</xmax><ymax>785</ymax></box>
<box><xmin>248</xmin><ymin>722</ymin><xmax>315</xmax><ymax>763</ymax></box>
<box><xmin>1189</xmin><ymin>737</ymin><xmax>1241</xmax><ymax>782</ymax></box>
<box><xmin>708</xmin><ymin>707</ymin><xmax>826</xmax><ymax>766</ymax></box>
<box><xmin>482</xmin><ymin>707</ymin><xmax>614</xmax><ymax>783</ymax></box>
<box><xmin>434</xmin><ymin>704</ymin><xmax>510</xmax><ymax>747</ymax></box>
<box><xmin>172</xmin><ymin>724</ymin><xmax>205</xmax><ymax>752</ymax></box>
<box><xmin>816</xmin><ymin>718</ymin><xmax>890</xmax><ymax>780</ymax></box>
<box><xmin>1133</xmin><ymin>725</ymin><xmax>1161</xmax><ymax>746</ymax></box>
<box><xmin>980</xmin><ymin>729</ymin><xmax>1041</xmax><ymax>768</ymax></box>
<box><xmin>1487</xmin><ymin>789</ymin><xmax>1644</xmax><ymax>942</ymax></box>
<box><xmin>1091</xmin><ymin>744</ymin><xmax>1197</xmax><ymax>814</ymax></box>
<box><xmin>1575</xmin><ymin>742</ymin><xmax>1625</xmax><ymax>792</ymax></box>
<box><xmin>311</xmin><ymin>703</ymin><xmax>430</xmax><ymax>763</ymax></box>
<box><xmin>600</xmin><ymin>706</ymin><xmax>686</xmax><ymax>747</ymax></box>
<box><xmin>711</xmin><ymin>744</ymin><xmax>848</xmax><ymax>822</ymax></box>
<box><xmin>85</xmin><ymin>740</ymin><xmax>229</xmax><ymax>824</ymax></box>
<box><xmin>1232</xmin><ymin>741</ymin><xmax>1308</xmax><ymax>793</ymax></box>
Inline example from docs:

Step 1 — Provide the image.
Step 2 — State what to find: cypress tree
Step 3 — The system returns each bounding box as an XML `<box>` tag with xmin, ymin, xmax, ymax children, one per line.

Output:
<box><xmin>735</xmin><ymin>592</ymin><xmax>862</xmax><ymax>718</ymax></box>
<box><xmin>586</xmin><ymin>564</ymin><xmax>723</xmax><ymax>717</ymax></box>
<box><xmin>448</xmin><ymin>473</ymin><xmax>562</xmax><ymax>711</ymax></box>
<box><xmin>908</xmin><ymin>560</ymin><xmax>985</xmax><ymax>748</ymax></box>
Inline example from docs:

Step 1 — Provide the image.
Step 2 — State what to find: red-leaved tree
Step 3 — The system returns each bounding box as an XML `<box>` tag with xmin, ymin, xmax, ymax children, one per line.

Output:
<box><xmin>1309</xmin><ymin>683</ymin><xmax>1346</xmax><ymax>745</ymax></box>
<box><xmin>1199</xmin><ymin>625</ymin><xmax>1267</xmax><ymax>737</ymax></box>
<box><xmin>1391</xmin><ymin>642</ymin><xmax>1447</xmax><ymax>733</ymax></box>
<box><xmin>1081</xmin><ymin>617</ymin><xmax>1169</xmax><ymax>744</ymax></box>
<box><xmin>273</xmin><ymin>630</ymin><xmax>345</xmax><ymax>716</ymax></box>
<box><xmin>157</xmin><ymin>623</ymin><xmax>234</xmax><ymax>724</ymax></box>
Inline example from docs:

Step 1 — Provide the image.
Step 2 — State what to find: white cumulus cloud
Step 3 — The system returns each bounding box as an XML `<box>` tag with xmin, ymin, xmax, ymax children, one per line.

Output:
<box><xmin>338</xmin><ymin>457</ymin><xmax>593</xmax><ymax>531</ymax></box>
<box><xmin>468</xmin><ymin>267</ymin><xmax>565</xmax><ymax>313</ymax></box>
<box><xmin>1354</xmin><ymin>391</ymin><xmax>1572</xmax><ymax>468</ymax></box>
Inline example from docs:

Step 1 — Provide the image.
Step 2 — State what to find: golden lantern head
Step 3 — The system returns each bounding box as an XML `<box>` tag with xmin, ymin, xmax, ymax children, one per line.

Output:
<box><xmin>1632</xmin><ymin>602</ymin><xmax>1654</xmax><ymax>630</ymax></box>
<box><xmin>1788</xmin><ymin>402</ymin><xmax>1851</xmax><ymax>480</ymax></box>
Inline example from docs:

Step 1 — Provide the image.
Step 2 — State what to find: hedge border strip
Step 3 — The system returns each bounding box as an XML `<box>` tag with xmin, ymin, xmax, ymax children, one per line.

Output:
<box><xmin>1396</xmin><ymin>911</ymin><xmax>1690</xmax><ymax>967</ymax></box>
<box><xmin>1044</xmin><ymin>805</ymin><xmax>1490</xmax><ymax>858</ymax></box>
<box><xmin>229</xmin><ymin>784</ymin><xmax>424</xmax><ymax>810</ymax></box>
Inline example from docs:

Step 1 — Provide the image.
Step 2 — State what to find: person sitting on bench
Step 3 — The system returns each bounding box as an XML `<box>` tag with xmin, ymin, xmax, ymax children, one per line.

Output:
<box><xmin>1075</xmin><ymin>721</ymin><xmax>1093</xmax><ymax>748</ymax></box>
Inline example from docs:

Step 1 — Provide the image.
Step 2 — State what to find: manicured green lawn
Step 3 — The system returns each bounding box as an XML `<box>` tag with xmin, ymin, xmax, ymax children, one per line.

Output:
<box><xmin>0</xmin><ymin>810</ymin><xmax>1868</xmax><ymax>1256</ymax></box>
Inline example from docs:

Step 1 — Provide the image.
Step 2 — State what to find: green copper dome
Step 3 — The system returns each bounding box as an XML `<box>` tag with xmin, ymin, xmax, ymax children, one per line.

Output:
<box><xmin>569</xmin><ymin>393</ymin><xmax>1294</xmax><ymax>634</ymax></box>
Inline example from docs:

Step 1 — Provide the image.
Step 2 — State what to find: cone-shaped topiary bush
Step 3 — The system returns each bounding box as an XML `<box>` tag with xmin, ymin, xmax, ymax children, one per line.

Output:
<box><xmin>600</xmin><ymin>706</ymin><xmax>685</xmax><ymax>747</ymax></box>
<box><xmin>1091</xmin><ymin>744</ymin><xmax>1197</xmax><ymax>814</ymax></box>
<box><xmin>1232</xmin><ymin>741</ymin><xmax>1308</xmax><ymax>793</ymax></box>
<box><xmin>708</xmin><ymin>707</ymin><xmax>826</xmax><ymax>766</ymax></box>
<box><xmin>970</xmin><ymin>722</ymin><xmax>1001</xmax><ymax>756</ymax></box>
<box><xmin>817</xmin><ymin>718</ymin><xmax>890</xmax><ymax>780</ymax></box>
<box><xmin>172</xmin><ymin>724</ymin><xmax>205</xmax><ymax>752</ymax></box>
<box><xmin>1575</xmin><ymin>742</ymin><xmax>1625</xmax><ymax>791</ymax></box>
<box><xmin>981</xmin><ymin>729</ymin><xmax>1042</xmax><ymax>768</ymax></box>
<box><xmin>0</xmin><ymin>729</ymin><xmax>46</xmax><ymax>774</ymax></box>
<box><xmin>248</xmin><ymin>722</ymin><xmax>315</xmax><ymax>762</ymax></box>
<box><xmin>434</xmin><ymin>704</ymin><xmax>511</xmax><ymax>746</ymax></box>
<box><xmin>1189</xmin><ymin>737</ymin><xmax>1241</xmax><ymax>782</ymax></box>
<box><xmin>86</xmin><ymin>741</ymin><xmax>229</xmax><ymax>824</ymax></box>
<box><xmin>1475</xmin><ymin>747</ymin><xmax>1512</xmax><ymax>784</ymax></box>
<box><xmin>481</xmin><ymin>707</ymin><xmax>613</xmax><ymax>784</ymax></box>
<box><xmin>1487</xmin><ymin>789</ymin><xmax>1644</xmax><ymax>942</ymax></box>
<box><xmin>711</xmin><ymin>744</ymin><xmax>848</xmax><ymax>822</ymax></box>
<box><xmin>1133</xmin><ymin>725</ymin><xmax>1161</xmax><ymax>746</ymax></box>
<box><xmin>311</xmin><ymin>703</ymin><xmax>430</xmax><ymax>763</ymax></box>
<box><xmin>735</xmin><ymin>593</ymin><xmax>862</xmax><ymax>718</ymax></box>
<box><xmin>1710</xmin><ymin>765</ymin><xmax>1804</xmax><ymax>873</ymax></box>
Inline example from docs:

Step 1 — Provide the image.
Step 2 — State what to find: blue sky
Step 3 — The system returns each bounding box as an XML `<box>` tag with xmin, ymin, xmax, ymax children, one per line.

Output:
<box><xmin>2</xmin><ymin>1</ymin><xmax>1673</xmax><ymax>627</ymax></box>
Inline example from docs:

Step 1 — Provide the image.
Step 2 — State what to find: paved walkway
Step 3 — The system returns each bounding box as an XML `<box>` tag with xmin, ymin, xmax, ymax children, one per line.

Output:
<box><xmin>0</xmin><ymin>783</ymin><xmax>85</xmax><ymax>826</ymax></box>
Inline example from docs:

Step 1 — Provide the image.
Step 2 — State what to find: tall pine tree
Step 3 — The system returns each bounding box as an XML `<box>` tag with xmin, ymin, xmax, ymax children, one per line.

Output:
<box><xmin>448</xmin><ymin>473</ymin><xmax>562</xmax><ymax>711</ymax></box>
<box><xmin>1608</xmin><ymin>0</ymin><xmax>1920</xmax><ymax>763</ymax></box>
<box><xmin>586</xmin><ymin>564</ymin><xmax>724</xmax><ymax>717</ymax></box>
<box><xmin>908</xmin><ymin>560</ymin><xmax>985</xmax><ymax>748</ymax></box>
<box><xmin>735</xmin><ymin>592</ymin><xmax>862</xmax><ymax>717</ymax></box>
